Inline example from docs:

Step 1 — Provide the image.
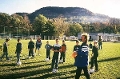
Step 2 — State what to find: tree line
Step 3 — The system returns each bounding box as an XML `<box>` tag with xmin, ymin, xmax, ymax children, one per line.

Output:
<box><xmin>0</xmin><ymin>13</ymin><xmax>120</xmax><ymax>37</ymax></box>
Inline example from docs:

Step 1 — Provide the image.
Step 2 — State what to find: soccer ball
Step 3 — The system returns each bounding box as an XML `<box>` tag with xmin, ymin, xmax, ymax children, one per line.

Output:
<box><xmin>46</xmin><ymin>58</ymin><xmax>49</xmax><ymax>61</ymax></box>
<box><xmin>17</xmin><ymin>61</ymin><xmax>22</xmax><ymax>65</ymax></box>
<box><xmin>89</xmin><ymin>69</ymin><xmax>94</xmax><ymax>74</ymax></box>
<box><xmin>72</xmin><ymin>51</ymin><xmax>77</xmax><ymax>58</ymax></box>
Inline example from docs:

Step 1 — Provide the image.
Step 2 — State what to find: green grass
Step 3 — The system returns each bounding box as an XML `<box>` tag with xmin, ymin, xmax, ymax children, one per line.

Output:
<box><xmin>0</xmin><ymin>39</ymin><xmax>120</xmax><ymax>79</ymax></box>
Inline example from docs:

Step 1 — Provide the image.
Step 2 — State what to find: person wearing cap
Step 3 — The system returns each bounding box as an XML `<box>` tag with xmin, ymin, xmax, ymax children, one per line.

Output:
<box><xmin>90</xmin><ymin>40</ymin><xmax>99</xmax><ymax>73</ymax></box>
<box><xmin>74</xmin><ymin>35</ymin><xmax>90</xmax><ymax>79</ymax></box>
<box><xmin>35</xmin><ymin>36</ymin><xmax>42</xmax><ymax>56</ymax></box>
<box><xmin>0</xmin><ymin>38</ymin><xmax>10</xmax><ymax>61</ymax></box>
<box><xmin>59</xmin><ymin>40</ymin><xmax>67</xmax><ymax>63</ymax></box>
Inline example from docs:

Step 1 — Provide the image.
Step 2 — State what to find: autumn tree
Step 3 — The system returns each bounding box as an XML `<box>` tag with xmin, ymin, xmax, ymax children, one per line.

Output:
<box><xmin>51</xmin><ymin>17</ymin><xmax>69</xmax><ymax>36</ymax></box>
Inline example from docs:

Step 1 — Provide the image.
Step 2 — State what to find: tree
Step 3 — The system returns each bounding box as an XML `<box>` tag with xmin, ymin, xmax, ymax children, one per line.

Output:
<box><xmin>44</xmin><ymin>21</ymin><xmax>55</xmax><ymax>36</ymax></box>
<box><xmin>10</xmin><ymin>14</ymin><xmax>32</xmax><ymax>35</ymax></box>
<box><xmin>67</xmin><ymin>23</ymin><xmax>83</xmax><ymax>36</ymax></box>
<box><xmin>33</xmin><ymin>14</ymin><xmax>48</xmax><ymax>35</ymax></box>
<box><xmin>0</xmin><ymin>13</ymin><xmax>12</xmax><ymax>33</ymax></box>
<box><xmin>51</xmin><ymin>17</ymin><xmax>69</xmax><ymax>36</ymax></box>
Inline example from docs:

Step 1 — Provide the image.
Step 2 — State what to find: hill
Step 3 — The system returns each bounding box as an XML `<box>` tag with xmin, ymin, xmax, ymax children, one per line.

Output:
<box><xmin>15</xmin><ymin>6</ymin><xmax>120</xmax><ymax>23</ymax></box>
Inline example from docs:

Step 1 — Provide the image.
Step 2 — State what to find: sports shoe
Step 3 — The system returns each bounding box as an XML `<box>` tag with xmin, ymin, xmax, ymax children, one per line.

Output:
<box><xmin>59</xmin><ymin>60</ymin><xmax>63</xmax><ymax>63</ymax></box>
<box><xmin>17</xmin><ymin>61</ymin><xmax>22</xmax><ymax>66</ymax></box>
<box><xmin>52</xmin><ymin>69</ymin><xmax>56</xmax><ymax>73</ymax></box>
<box><xmin>89</xmin><ymin>69</ymin><xmax>94</xmax><ymax>74</ymax></box>
<box><xmin>46</xmin><ymin>58</ymin><xmax>49</xmax><ymax>61</ymax></box>
<box><xmin>55</xmin><ymin>69</ymin><xmax>58</xmax><ymax>72</ymax></box>
<box><xmin>28</xmin><ymin>56</ymin><xmax>31</xmax><ymax>59</ymax></box>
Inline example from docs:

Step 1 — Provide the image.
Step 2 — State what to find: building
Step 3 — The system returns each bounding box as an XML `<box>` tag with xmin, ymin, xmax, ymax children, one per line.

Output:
<box><xmin>78</xmin><ymin>33</ymin><xmax>120</xmax><ymax>42</ymax></box>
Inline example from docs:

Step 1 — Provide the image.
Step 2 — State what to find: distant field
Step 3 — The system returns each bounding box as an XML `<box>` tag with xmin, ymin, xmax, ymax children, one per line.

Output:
<box><xmin>0</xmin><ymin>39</ymin><xmax>120</xmax><ymax>79</ymax></box>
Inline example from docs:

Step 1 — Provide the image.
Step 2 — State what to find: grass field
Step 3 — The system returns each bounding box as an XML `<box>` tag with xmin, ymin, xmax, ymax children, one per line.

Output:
<box><xmin>0</xmin><ymin>39</ymin><xmax>120</xmax><ymax>79</ymax></box>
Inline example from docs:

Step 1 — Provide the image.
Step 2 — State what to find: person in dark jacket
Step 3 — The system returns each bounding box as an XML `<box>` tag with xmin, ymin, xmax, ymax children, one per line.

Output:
<box><xmin>35</xmin><ymin>37</ymin><xmax>42</xmax><ymax>56</ymax></box>
<box><xmin>73</xmin><ymin>40</ymin><xmax>80</xmax><ymax>52</ymax></box>
<box><xmin>0</xmin><ymin>38</ymin><xmax>10</xmax><ymax>61</ymax></box>
<box><xmin>98</xmin><ymin>36</ymin><xmax>102</xmax><ymax>50</ymax></box>
<box><xmin>74</xmin><ymin>34</ymin><xmax>90</xmax><ymax>79</ymax></box>
<box><xmin>28</xmin><ymin>38</ymin><xmax>35</xmax><ymax>58</ymax></box>
<box><xmin>90</xmin><ymin>41</ymin><xmax>99</xmax><ymax>73</ymax></box>
<box><xmin>72</xmin><ymin>40</ymin><xmax>80</xmax><ymax>58</ymax></box>
<box><xmin>51</xmin><ymin>38</ymin><xmax>61</xmax><ymax>73</ymax></box>
<box><xmin>15</xmin><ymin>38</ymin><xmax>22</xmax><ymax>65</ymax></box>
<box><xmin>89</xmin><ymin>42</ymin><xmax>93</xmax><ymax>49</ymax></box>
<box><xmin>45</xmin><ymin>41</ymin><xmax>52</xmax><ymax>61</ymax></box>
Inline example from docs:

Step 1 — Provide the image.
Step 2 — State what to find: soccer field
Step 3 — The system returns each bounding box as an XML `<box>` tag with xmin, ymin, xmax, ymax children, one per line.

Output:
<box><xmin>0</xmin><ymin>39</ymin><xmax>120</xmax><ymax>79</ymax></box>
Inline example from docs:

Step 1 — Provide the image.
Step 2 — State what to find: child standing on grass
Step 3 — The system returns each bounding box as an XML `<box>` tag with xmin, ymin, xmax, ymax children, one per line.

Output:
<box><xmin>98</xmin><ymin>36</ymin><xmax>102</xmax><ymax>50</ymax></box>
<box><xmin>45</xmin><ymin>41</ymin><xmax>52</xmax><ymax>61</ymax></box>
<box><xmin>73</xmin><ymin>40</ymin><xmax>80</xmax><ymax>52</ymax></box>
<box><xmin>72</xmin><ymin>40</ymin><xmax>80</xmax><ymax>58</ymax></box>
<box><xmin>35</xmin><ymin>37</ymin><xmax>42</xmax><ymax>56</ymax></box>
<box><xmin>59</xmin><ymin>40</ymin><xmax>66</xmax><ymax>63</ymax></box>
<box><xmin>74</xmin><ymin>35</ymin><xmax>90</xmax><ymax>79</ymax></box>
<box><xmin>90</xmin><ymin>41</ymin><xmax>99</xmax><ymax>73</ymax></box>
<box><xmin>51</xmin><ymin>38</ymin><xmax>61</xmax><ymax>73</ymax></box>
<box><xmin>89</xmin><ymin>42</ymin><xmax>93</xmax><ymax>49</ymax></box>
<box><xmin>15</xmin><ymin>38</ymin><xmax>22</xmax><ymax>65</ymax></box>
<box><xmin>28</xmin><ymin>38</ymin><xmax>35</xmax><ymax>58</ymax></box>
<box><xmin>0</xmin><ymin>38</ymin><xmax>10</xmax><ymax>61</ymax></box>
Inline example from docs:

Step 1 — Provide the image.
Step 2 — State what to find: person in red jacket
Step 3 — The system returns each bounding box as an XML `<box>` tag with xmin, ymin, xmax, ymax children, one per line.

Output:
<box><xmin>59</xmin><ymin>40</ymin><xmax>67</xmax><ymax>63</ymax></box>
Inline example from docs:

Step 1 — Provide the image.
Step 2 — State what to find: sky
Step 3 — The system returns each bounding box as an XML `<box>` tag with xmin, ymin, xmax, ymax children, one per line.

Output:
<box><xmin>0</xmin><ymin>0</ymin><xmax>120</xmax><ymax>18</ymax></box>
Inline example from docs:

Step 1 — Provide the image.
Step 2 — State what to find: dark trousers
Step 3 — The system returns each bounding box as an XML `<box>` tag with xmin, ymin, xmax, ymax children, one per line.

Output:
<box><xmin>90</xmin><ymin>56</ymin><xmax>98</xmax><ymax>70</ymax></box>
<box><xmin>17</xmin><ymin>53</ymin><xmax>20</xmax><ymax>62</ymax></box>
<box><xmin>60</xmin><ymin>52</ymin><xmax>65</xmax><ymax>62</ymax></box>
<box><xmin>29</xmin><ymin>49</ymin><xmax>34</xmax><ymax>57</ymax></box>
<box><xmin>1</xmin><ymin>52</ymin><xmax>9</xmax><ymax>60</ymax></box>
<box><xmin>51</xmin><ymin>52</ymin><xmax>59</xmax><ymax>69</ymax></box>
<box><xmin>75</xmin><ymin>66</ymin><xmax>90</xmax><ymax>79</ymax></box>
<box><xmin>46</xmin><ymin>50</ymin><xmax>50</xmax><ymax>59</ymax></box>
<box><xmin>98</xmin><ymin>44</ymin><xmax>102</xmax><ymax>49</ymax></box>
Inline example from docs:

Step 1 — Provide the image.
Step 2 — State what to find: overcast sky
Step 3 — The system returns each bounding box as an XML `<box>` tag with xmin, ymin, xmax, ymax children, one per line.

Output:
<box><xmin>0</xmin><ymin>0</ymin><xmax>120</xmax><ymax>18</ymax></box>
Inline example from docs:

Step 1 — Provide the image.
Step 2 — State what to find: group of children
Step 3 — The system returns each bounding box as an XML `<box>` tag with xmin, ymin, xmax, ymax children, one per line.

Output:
<box><xmin>0</xmin><ymin>37</ymin><xmax>42</xmax><ymax>65</ymax></box>
<box><xmin>0</xmin><ymin>35</ymin><xmax>99</xmax><ymax>79</ymax></box>
<box><xmin>0</xmin><ymin>37</ymin><xmax>67</xmax><ymax>68</ymax></box>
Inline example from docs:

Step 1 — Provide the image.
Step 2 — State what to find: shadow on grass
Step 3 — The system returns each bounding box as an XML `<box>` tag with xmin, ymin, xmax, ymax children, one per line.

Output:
<box><xmin>59</xmin><ymin>64</ymin><xmax>74</xmax><ymax>69</ymax></box>
<box><xmin>11</xmin><ymin>63</ymin><xmax>50</xmax><ymax>71</ymax></box>
<box><xmin>23</xmin><ymin>60</ymin><xmax>46</xmax><ymax>64</ymax></box>
<box><xmin>0</xmin><ymin>63</ymin><xmax>16</xmax><ymax>66</ymax></box>
<box><xmin>39</xmin><ymin>74</ymin><xmax>75</xmax><ymax>79</ymax></box>
<box><xmin>0</xmin><ymin>67</ymin><xmax>52</xmax><ymax>78</ymax></box>
<box><xmin>98</xmin><ymin>57</ymin><xmax>120</xmax><ymax>63</ymax></box>
<box><xmin>117</xmin><ymin>77</ymin><xmax>120</xmax><ymax>79</ymax></box>
<box><xmin>0</xmin><ymin>64</ymin><xmax>75</xmax><ymax>79</ymax></box>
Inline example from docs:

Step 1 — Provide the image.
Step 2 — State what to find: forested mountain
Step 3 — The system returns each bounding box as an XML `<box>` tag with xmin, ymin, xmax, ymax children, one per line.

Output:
<box><xmin>17</xmin><ymin>7</ymin><xmax>110</xmax><ymax>23</ymax></box>
<box><xmin>15</xmin><ymin>6</ymin><xmax>115</xmax><ymax>23</ymax></box>
<box><xmin>1</xmin><ymin>6</ymin><xmax>120</xmax><ymax>36</ymax></box>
